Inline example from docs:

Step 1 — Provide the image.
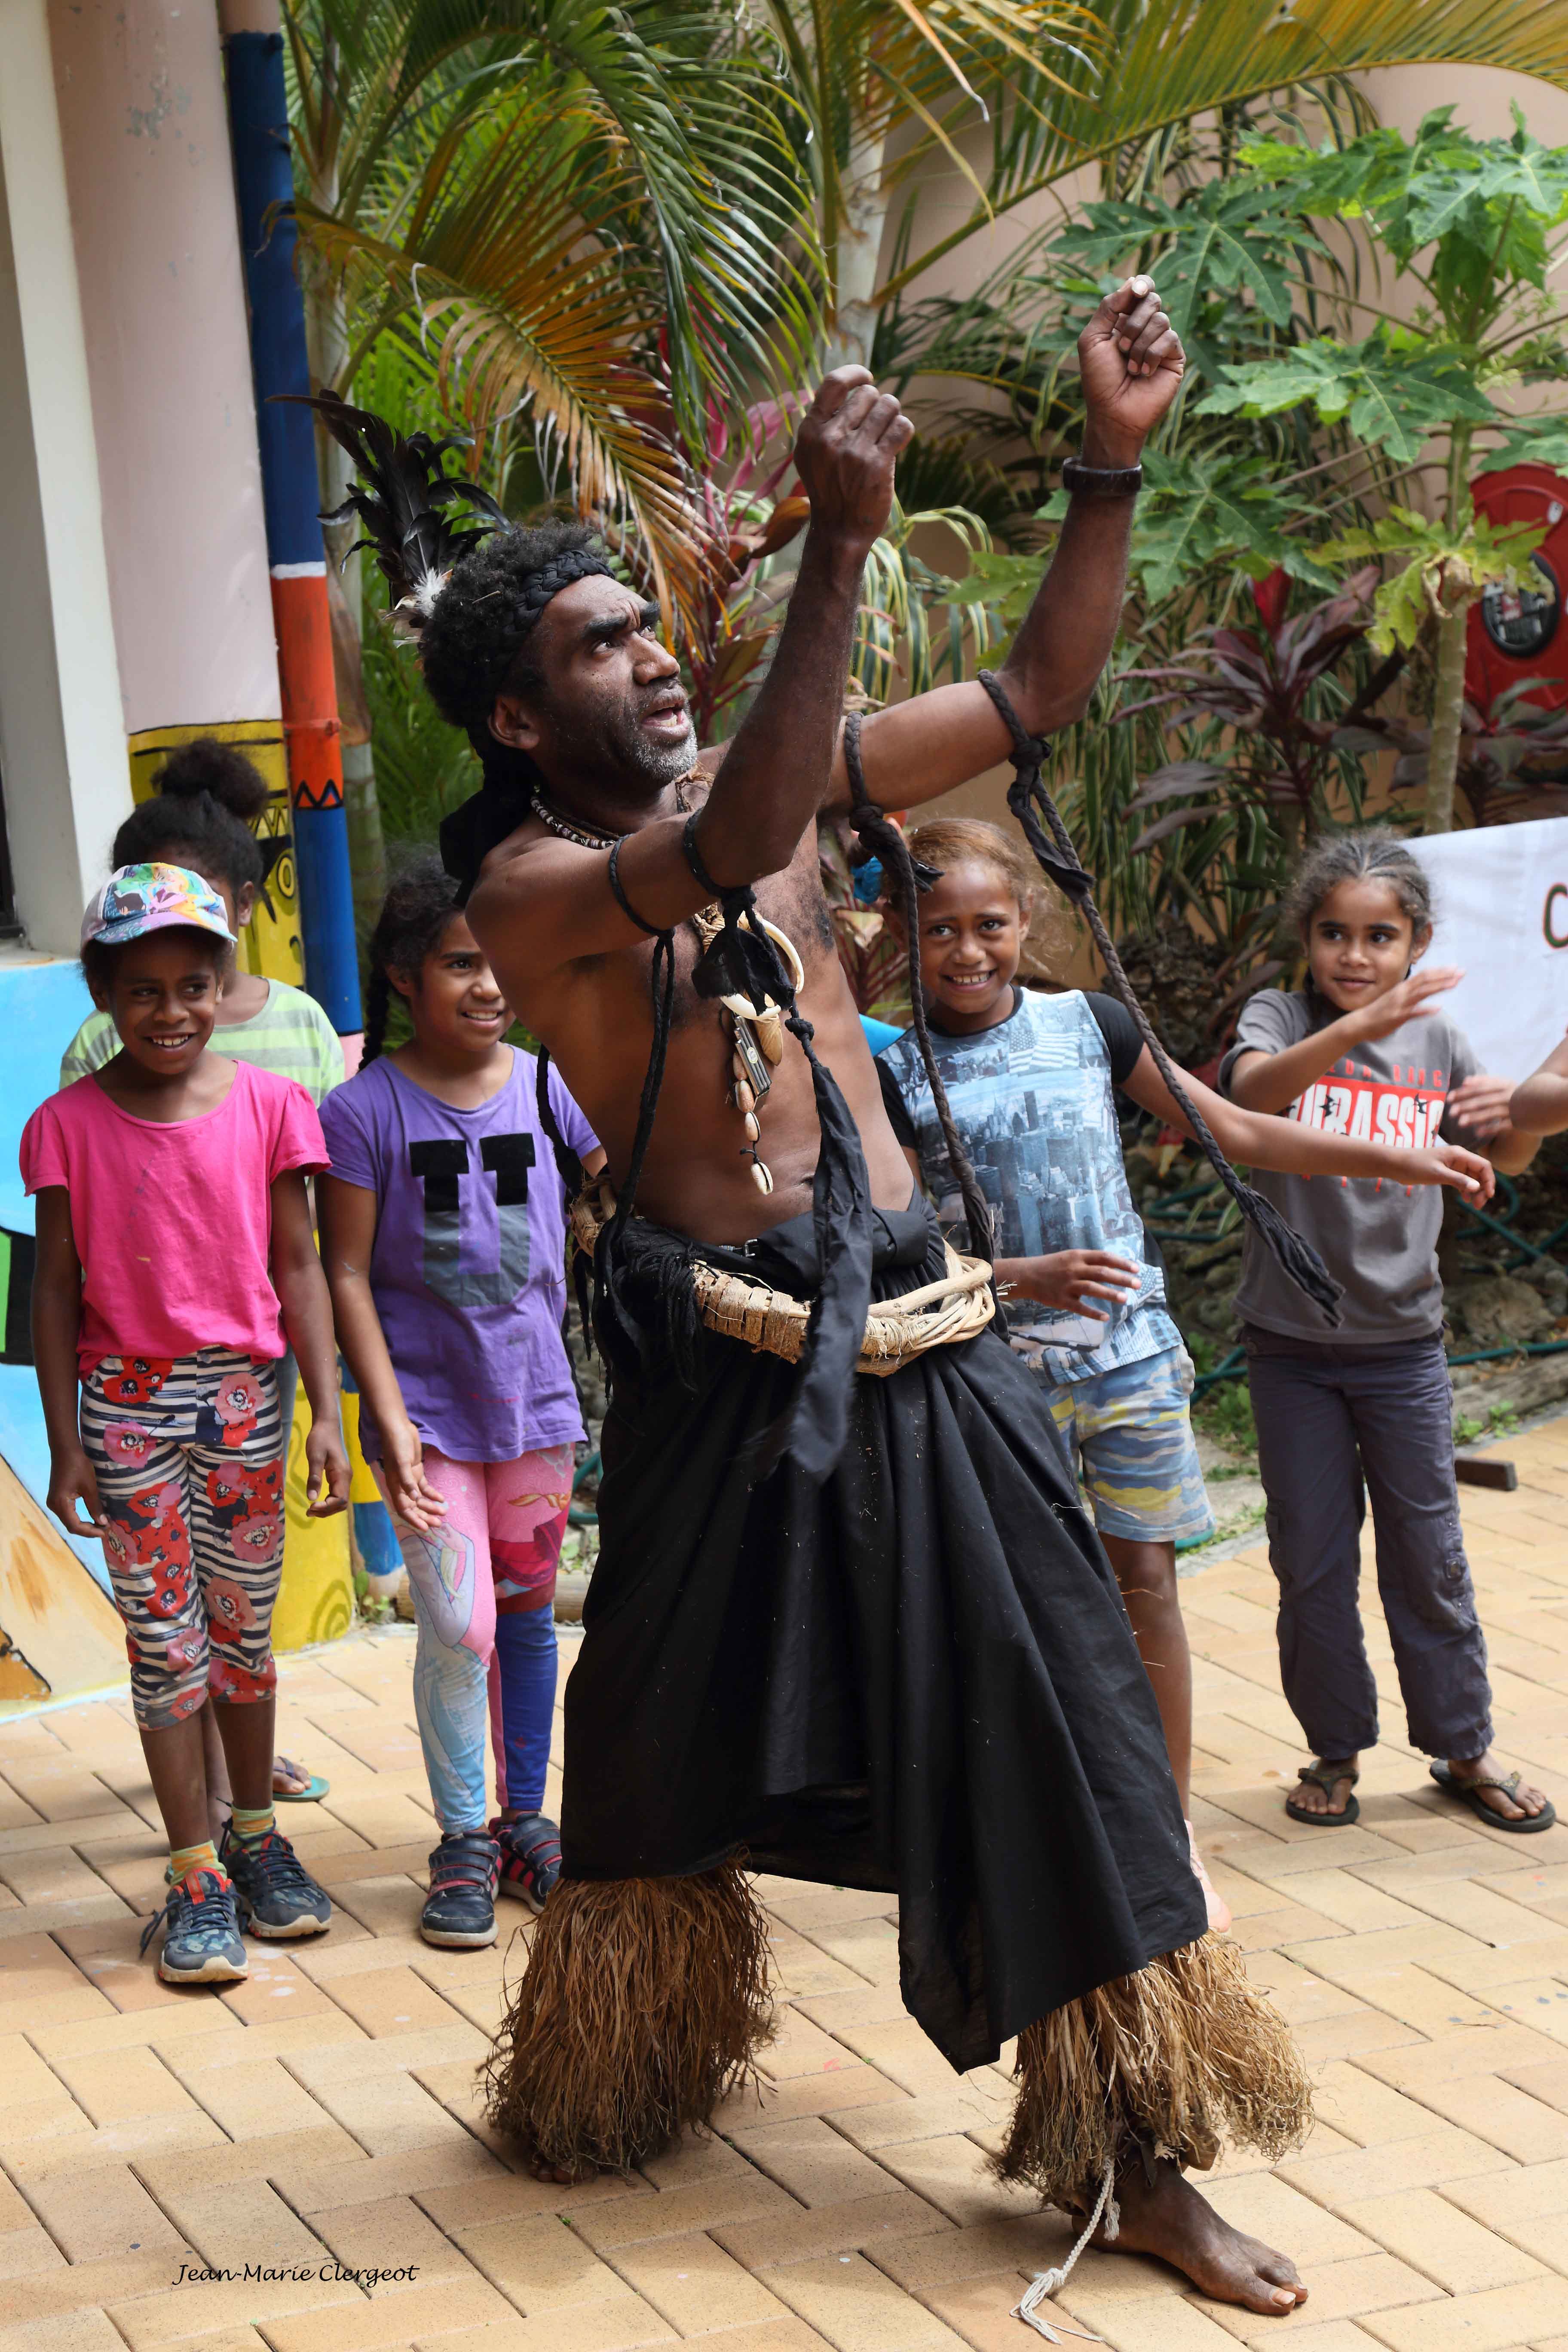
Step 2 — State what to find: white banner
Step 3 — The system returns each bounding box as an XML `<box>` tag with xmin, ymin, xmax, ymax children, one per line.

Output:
<box><xmin>1414</xmin><ymin>817</ymin><xmax>1568</xmax><ymax>1082</ymax></box>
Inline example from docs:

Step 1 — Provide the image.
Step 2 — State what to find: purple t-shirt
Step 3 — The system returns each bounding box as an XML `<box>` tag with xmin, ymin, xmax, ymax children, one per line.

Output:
<box><xmin>319</xmin><ymin>1050</ymin><xmax>597</xmax><ymax>1464</ymax></box>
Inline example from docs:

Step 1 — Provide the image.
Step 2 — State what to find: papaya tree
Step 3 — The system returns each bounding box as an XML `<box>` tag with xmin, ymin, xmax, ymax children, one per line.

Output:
<box><xmin>1200</xmin><ymin>106</ymin><xmax>1568</xmax><ymax>830</ymax></box>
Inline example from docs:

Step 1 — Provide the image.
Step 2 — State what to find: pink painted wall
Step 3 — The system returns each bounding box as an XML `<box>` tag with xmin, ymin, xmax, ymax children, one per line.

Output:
<box><xmin>46</xmin><ymin>0</ymin><xmax>280</xmax><ymax>738</ymax></box>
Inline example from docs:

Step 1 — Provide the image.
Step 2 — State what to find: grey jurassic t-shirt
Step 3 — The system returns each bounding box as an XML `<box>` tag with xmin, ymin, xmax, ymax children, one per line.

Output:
<box><xmin>1218</xmin><ymin>987</ymin><xmax>1480</xmax><ymax>1345</ymax></box>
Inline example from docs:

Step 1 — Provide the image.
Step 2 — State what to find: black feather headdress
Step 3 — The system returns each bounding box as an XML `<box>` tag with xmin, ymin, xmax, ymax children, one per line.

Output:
<box><xmin>282</xmin><ymin>389</ymin><xmax>508</xmax><ymax>631</ymax></box>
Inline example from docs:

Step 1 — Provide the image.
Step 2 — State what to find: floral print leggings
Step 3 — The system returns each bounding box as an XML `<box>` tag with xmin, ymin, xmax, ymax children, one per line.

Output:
<box><xmin>80</xmin><ymin>1350</ymin><xmax>285</xmax><ymax>1730</ymax></box>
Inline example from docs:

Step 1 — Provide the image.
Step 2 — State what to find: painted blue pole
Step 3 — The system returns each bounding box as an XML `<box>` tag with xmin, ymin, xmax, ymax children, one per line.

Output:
<box><xmin>223</xmin><ymin>26</ymin><xmax>362</xmax><ymax>1036</ymax></box>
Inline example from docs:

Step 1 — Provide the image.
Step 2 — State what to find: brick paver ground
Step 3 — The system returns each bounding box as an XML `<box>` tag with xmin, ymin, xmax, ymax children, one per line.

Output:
<box><xmin>3</xmin><ymin>1421</ymin><xmax>1567</xmax><ymax>2352</ymax></box>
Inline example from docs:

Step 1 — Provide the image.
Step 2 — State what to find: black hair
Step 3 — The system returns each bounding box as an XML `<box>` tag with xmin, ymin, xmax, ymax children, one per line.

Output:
<box><xmin>361</xmin><ymin>851</ymin><xmax>462</xmax><ymax>1066</ymax></box>
<box><xmin>113</xmin><ymin>740</ymin><xmax>270</xmax><ymax>898</ymax></box>
<box><xmin>81</xmin><ymin>926</ymin><xmax>227</xmax><ymax>1000</ymax></box>
<box><xmin>1284</xmin><ymin>826</ymin><xmax>1434</xmax><ymax>941</ymax></box>
<box><xmin>417</xmin><ymin>519</ymin><xmax>608</xmax><ymax>751</ymax></box>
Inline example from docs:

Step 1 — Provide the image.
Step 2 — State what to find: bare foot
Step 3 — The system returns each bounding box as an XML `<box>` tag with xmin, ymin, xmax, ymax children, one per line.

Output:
<box><xmin>529</xmin><ymin>2153</ymin><xmax>599</xmax><ymax>2184</ymax></box>
<box><xmin>1094</xmin><ymin>2156</ymin><xmax>1307</xmax><ymax>2314</ymax></box>
<box><xmin>1447</xmin><ymin>1748</ymin><xmax>1550</xmax><ymax>1823</ymax></box>
<box><xmin>1287</xmin><ymin>1755</ymin><xmax>1358</xmax><ymax>1820</ymax></box>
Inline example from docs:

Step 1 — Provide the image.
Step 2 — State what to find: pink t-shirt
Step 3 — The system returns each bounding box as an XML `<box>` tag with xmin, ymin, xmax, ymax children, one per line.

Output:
<box><xmin>21</xmin><ymin>1060</ymin><xmax>328</xmax><ymax>1372</ymax></box>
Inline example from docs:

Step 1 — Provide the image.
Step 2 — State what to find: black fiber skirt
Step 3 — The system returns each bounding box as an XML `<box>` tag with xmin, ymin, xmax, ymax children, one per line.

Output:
<box><xmin>564</xmin><ymin>1194</ymin><xmax>1206</xmax><ymax>2074</ymax></box>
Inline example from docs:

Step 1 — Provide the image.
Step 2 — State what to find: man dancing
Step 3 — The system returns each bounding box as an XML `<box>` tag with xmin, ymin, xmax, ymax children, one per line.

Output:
<box><xmin>321</xmin><ymin>281</ymin><xmax>1320</xmax><ymax>2316</ymax></box>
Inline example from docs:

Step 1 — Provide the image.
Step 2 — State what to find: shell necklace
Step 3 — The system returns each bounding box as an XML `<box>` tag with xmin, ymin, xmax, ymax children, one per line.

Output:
<box><xmin>532</xmin><ymin>779</ymin><xmax>804</xmax><ymax>1196</ymax></box>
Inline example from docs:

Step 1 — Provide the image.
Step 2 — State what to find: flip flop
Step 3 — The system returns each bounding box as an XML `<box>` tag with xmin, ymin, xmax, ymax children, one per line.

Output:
<box><xmin>1284</xmin><ymin>1763</ymin><xmax>1360</xmax><ymax>1827</ymax></box>
<box><xmin>1429</xmin><ymin>1761</ymin><xmax>1555</xmax><ymax>1834</ymax></box>
<box><xmin>273</xmin><ymin>1756</ymin><xmax>329</xmax><ymax>1804</ymax></box>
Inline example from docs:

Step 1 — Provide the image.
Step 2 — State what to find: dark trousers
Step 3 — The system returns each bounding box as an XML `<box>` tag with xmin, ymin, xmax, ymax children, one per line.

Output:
<box><xmin>1243</xmin><ymin>1327</ymin><xmax>1493</xmax><ymax>1762</ymax></box>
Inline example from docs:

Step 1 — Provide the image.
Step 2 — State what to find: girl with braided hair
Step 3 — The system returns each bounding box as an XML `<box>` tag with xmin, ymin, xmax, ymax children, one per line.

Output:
<box><xmin>318</xmin><ymin>856</ymin><xmax>603</xmax><ymax>1945</ymax></box>
<box><xmin>309</xmin><ymin>297</ymin><xmax>1499</xmax><ymax>2322</ymax></box>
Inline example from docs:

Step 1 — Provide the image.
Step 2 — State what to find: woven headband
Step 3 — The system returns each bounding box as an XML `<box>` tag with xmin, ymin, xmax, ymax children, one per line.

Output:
<box><xmin>500</xmin><ymin>548</ymin><xmax>616</xmax><ymax>636</ymax></box>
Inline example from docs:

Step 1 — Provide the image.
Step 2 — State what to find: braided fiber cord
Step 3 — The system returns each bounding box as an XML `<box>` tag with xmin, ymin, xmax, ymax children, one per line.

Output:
<box><xmin>975</xmin><ymin>670</ymin><xmax>1342</xmax><ymax>1324</ymax></box>
<box><xmin>680</xmin><ymin>814</ymin><xmax>873</xmax><ymax>1485</ymax></box>
<box><xmin>842</xmin><ymin>716</ymin><xmax>995</xmax><ymax>1266</ymax></box>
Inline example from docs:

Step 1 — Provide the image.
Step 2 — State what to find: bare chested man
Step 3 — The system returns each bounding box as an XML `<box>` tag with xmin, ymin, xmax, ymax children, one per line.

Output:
<box><xmin>325</xmin><ymin>282</ymin><xmax>1323</xmax><ymax>2319</ymax></box>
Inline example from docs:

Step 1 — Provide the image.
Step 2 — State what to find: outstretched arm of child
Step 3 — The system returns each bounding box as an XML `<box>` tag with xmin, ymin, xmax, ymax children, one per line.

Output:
<box><xmin>31</xmin><ymin>1189</ymin><xmax>110</xmax><ymax>1540</ymax></box>
<box><xmin>1507</xmin><ymin>1031</ymin><xmax>1568</xmax><ymax>1136</ymax></box>
<box><xmin>1121</xmin><ymin>1050</ymin><xmax>1496</xmax><ymax>1202</ymax></box>
<box><xmin>1444</xmin><ymin>1072</ymin><xmax>1540</xmax><ymax>1173</ymax></box>
<box><xmin>271</xmin><ymin>1170</ymin><xmax>350</xmax><ymax>1518</ymax></box>
<box><xmin>1226</xmin><ymin>966</ymin><xmax>1462</xmax><ymax>1115</ymax></box>
<box><xmin>317</xmin><ymin>1174</ymin><xmax>447</xmax><ymax>1534</ymax></box>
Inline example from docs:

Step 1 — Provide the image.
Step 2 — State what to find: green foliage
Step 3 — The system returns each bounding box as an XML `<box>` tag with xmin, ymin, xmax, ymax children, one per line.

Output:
<box><xmin>1197</xmin><ymin>332</ymin><xmax>1496</xmax><ymax>463</ymax></box>
<box><xmin>286</xmin><ymin>0</ymin><xmax>821</xmax><ymax>649</ymax></box>
<box><xmin>1242</xmin><ymin>104</ymin><xmax>1568</xmax><ymax>331</ymax></box>
<box><xmin>358</xmin><ymin>619</ymin><xmax>478</xmax><ymax>847</ymax></box>
<box><xmin>1042</xmin><ymin>449</ymin><xmax>1332</xmax><ymax>603</ymax></box>
<box><xmin>1194</xmin><ymin>1376</ymin><xmax>1256</xmax><ymax>1451</ymax></box>
<box><xmin>1049</xmin><ymin>177</ymin><xmax>1315</xmax><ymax>373</ymax></box>
<box><xmin>872</xmin><ymin>3</ymin><xmax>1568</xmax><ymax>313</ymax></box>
<box><xmin>1319</xmin><ymin>510</ymin><xmax>1547</xmax><ymax>652</ymax></box>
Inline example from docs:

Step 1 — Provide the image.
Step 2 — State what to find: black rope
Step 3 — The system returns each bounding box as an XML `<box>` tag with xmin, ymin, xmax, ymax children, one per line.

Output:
<box><xmin>596</xmin><ymin>925</ymin><xmax>680</xmax><ymax>1360</ymax></box>
<box><xmin>533</xmin><ymin>1044</ymin><xmax>594</xmax><ymax>1348</ymax></box>
<box><xmin>534</xmin><ymin>1046</ymin><xmax>585</xmax><ymax>1201</ymax></box>
<box><xmin>682</xmin><ymin>810</ymin><xmax>726</xmax><ymax>898</ymax></box>
<box><xmin>607</xmin><ymin>838</ymin><xmax>665</xmax><ymax>938</ymax></box>
<box><xmin>975</xmin><ymin>669</ymin><xmax>1343</xmax><ymax>1325</ymax></box>
<box><xmin>842</xmin><ymin>714</ymin><xmax>994</xmax><ymax>1267</ymax></box>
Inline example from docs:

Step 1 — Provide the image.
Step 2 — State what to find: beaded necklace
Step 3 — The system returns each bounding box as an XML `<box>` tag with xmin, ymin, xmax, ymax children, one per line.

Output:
<box><xmin>531</xmin><ymin>779</ymin><xmax>802</xmax><ymax>1196</ymax></box>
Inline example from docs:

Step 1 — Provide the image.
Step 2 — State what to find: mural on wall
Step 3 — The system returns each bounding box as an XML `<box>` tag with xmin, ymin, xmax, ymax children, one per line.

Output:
<box><xmin>0</xmin><ymin>1451</ymin><xmax>129</xmax><ymax>1706</ymax></box>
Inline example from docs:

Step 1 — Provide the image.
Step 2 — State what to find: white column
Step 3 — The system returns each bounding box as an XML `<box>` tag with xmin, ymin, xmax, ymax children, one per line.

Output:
<box><xmin>47</xmin><ymin>0</ymin><xmax>280</xmax><ymax>737</ymax></box>
<box><xmin>0</xmin><ymin>0</ymin><xmax>129</xmax><ymax>953</ymax></box>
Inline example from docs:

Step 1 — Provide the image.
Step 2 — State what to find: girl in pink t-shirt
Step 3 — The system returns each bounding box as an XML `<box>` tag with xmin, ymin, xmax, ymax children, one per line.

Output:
<box><xmin>21</xmin><ymin>864</ymin><xmax>351</xmax><ymax>1986</ymax></box>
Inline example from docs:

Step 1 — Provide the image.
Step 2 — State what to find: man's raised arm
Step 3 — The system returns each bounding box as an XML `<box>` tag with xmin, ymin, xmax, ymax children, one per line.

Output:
<box><xmin>470</xmin><ymin>372</ymin><xmax>911</xmax><ymax>977</ymax></box>
<box><xmin>826</xmin><ymin>276</ymin><xmax>1185</xmax><ymax>815</ymax></box>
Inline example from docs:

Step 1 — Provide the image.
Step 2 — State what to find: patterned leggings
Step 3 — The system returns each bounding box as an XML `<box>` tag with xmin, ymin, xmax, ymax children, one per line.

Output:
<box><xmin>374</xmin><ymin>1444</ymin><xmax>571</xmax><ymax>1834</ymax></box>
<box><xmin>80</xmin><ymin>1351</ymin><xmax>285</xmax><ymax>1730</ymax></box>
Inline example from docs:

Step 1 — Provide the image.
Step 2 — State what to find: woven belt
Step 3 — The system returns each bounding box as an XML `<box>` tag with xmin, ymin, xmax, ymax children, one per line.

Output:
<box><xmin>570</xmin><ymin>1180</ymin><xmax>995</xmax><ymax>1376</ymax></box>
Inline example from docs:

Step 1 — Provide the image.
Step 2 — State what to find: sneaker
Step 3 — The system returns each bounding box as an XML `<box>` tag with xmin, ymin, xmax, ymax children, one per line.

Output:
<box><xmin>139</xmin><ymin>1867</ymin><xmax>249</xmax><ymax>1985</ymax></box>
<box><xmin>421</xmin><ymin>1831</ymin><xmax>499</xmax><ymax>1947</ymax></box>
<box><xmin>219</xmin><ymin>1822</ymin><xmax>333</xmax><ymax>1939</ymax></box>
<box><xmin>491</xmin><ymin>1813</ymin><xmax>562</xmax><ymax>1913</ymax></box>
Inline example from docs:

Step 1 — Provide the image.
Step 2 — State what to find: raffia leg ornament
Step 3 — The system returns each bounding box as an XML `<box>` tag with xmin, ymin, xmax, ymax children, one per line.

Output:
<box><xmin>994</xmin><ymin>1933</ymin><xmax>1312</xmax><ymax>2212</ymax></box>
<box><xmin>482</xmin><ymin>1865</ymin><xmax>776</xmax><ymax>2176</ymax></box>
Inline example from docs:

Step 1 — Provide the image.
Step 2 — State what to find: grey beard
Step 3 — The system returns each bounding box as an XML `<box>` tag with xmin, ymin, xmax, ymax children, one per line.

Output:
<box><xmin>615</xmin><ymin>714</ymin><xmax>698</xmax><ymax>789</ymax></box>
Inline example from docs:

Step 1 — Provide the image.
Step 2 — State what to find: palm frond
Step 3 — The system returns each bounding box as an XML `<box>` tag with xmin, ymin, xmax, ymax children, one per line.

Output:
<box><xmin>296</xmin><ymin>189</ymin><xmax>717</xmax><ymax>652</ymax></box>
<box><xmin>286</xmin><ymin>0</ymin><xmax>821</xmax><ymax>443</ymax></box>
<box><xmin>879</xmin><ymin>0</ymin><xmax>1568</xmax><ymax>303</ymax></box>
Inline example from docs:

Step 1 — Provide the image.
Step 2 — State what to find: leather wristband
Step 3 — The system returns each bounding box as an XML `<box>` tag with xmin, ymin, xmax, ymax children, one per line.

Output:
<box><xmin>1061</xmin><ymin>454</ymin><xmax>1143</xmax><ymax>499</ymax></box>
